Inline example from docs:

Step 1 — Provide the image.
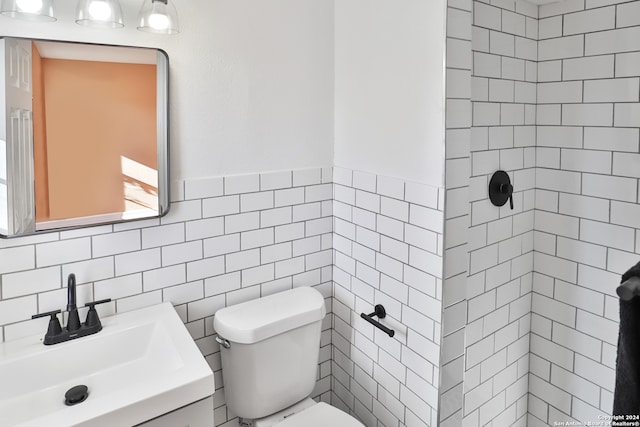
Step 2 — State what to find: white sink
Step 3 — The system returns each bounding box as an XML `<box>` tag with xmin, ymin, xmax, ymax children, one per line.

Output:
<box><xmin>0</xmin><ymin>303</ymin><xmax>214</xmax><ymax>427</ymax></box>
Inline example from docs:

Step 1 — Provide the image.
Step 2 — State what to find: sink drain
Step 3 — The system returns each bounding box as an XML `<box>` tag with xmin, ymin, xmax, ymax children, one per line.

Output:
<box><xmin>65</xmin><ymin>385</ymin><xmax>89</xmax><ymax>406</ymax></box>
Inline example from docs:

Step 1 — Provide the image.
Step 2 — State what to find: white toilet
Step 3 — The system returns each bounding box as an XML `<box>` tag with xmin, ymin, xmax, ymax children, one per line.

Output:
<box><xmin>214</xmin><ymin>286</ymin><xmax>364</xmax><ymax>427</ymax></box>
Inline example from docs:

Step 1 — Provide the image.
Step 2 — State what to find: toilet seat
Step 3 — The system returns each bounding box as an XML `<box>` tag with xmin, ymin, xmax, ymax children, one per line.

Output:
<box><xmin>277</xmin><ymin>402</ymin><xmax>364</xmax><ymax>427</ymax></box>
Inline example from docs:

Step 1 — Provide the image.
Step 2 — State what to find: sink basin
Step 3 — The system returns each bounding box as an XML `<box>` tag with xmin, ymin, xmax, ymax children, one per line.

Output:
<box><xmin>0</xmin><ymin>302</ymin><xmax>214</xmax><ymax>427</ymax></box>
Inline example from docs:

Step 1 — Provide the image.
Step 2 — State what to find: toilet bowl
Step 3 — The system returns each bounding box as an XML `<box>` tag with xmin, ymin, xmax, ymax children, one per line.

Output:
<box><xmin>251</xmin><ymin>397</ymin><xmax>362</xmax><ymax>427</ymax></box>
<box><xmin>213</xmin><ymin>287</ymin><xmax>364</xmax><ymax>427</ymax></box>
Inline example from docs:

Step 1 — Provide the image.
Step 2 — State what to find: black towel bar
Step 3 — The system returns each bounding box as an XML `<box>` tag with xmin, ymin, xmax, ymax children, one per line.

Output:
<box><xmin>360</xmin><ymin>304</ymin><xmax>395</xmax><ymax>338</ymax></box>
<box><xmin>617</xmin><ymin>276</ymin><xmax>640</xmax><ymax>301</ymax></box>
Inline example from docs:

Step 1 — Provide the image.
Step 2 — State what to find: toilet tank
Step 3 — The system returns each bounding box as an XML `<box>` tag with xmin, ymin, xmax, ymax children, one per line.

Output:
<box><xmin>213</xmin><ymin>287</ymin><xmax>326</xmax><ymax>420</ymax></box>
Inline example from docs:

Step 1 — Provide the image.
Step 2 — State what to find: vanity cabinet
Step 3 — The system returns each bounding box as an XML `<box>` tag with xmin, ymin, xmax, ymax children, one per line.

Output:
<box><xmin>136</xmin><ymin>396</ymin><xmax>214</xmax><ymax>427</ymax></box>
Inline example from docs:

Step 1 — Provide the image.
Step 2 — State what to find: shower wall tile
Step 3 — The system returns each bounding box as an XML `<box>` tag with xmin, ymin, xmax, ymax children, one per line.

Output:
<box><xmin>531</xmin><ymin>1</ymin><xmax>640</xmax><ymax>424</ymax></box>
<box><xmin>617</xmin><ymin>1</ymin><xmax>640</xmax><ymax>27</ymax></box>
<box><xmin>474</xmin><ymin>2</ymin><xmax>502</xmax><ymax>30</ymax></box>
<box><xmin>585</xmin><ymin>26</ymin><xmax>640</xmax><ymax>55</ymax></box>
<box><xmin>584</xmin><ymin>77</ymin><xmax>640</xmax><ymax>103</ymax></box>
<box><xmin>563</xmin><ymin>7</ymin><xmax>616</xmax><ymax>35</ymax></box>
<box><xmin>539</xmin><ymin>17</ymin><xmax>562</xmax><ymax>39</ymax></box>
<box><xmin>0</xmin><ymin>167</ymin><xmax>334</xmax><ymax>427</ymax></box>
<box><xmin>563</xmin><ymin>55</ymin><xmax>614</xmax><ymax>80</ymax></box>
<box><xmin>539</xmin><ymin>0</ymin><xmax>585</xmax><ymax>19</ymax></box>
<box><xmin>586</xmin><ymin>0</ymin><xmax>627</xmax><ymax>8</ymax></box>
<box><xmin>562</xmin><ymin>104</ymin><xmax>614</xmax><ymax>126</ymax></box>
<box><xmin>517</xmin><ymin>1</ymin><xmax>539</xmax><ymax>18</ymax></box>
<box><xmin>538</xmin><ymin>36</ymin><xmax>584</xmax><ymax>61</ymax></box>
<box><xmin>440</xmin><ymin>1</ymin><xmax>473</xmax><ymax>425</ymax></box>
<box><xmin>616</xmin><ymin>51</ymin><xmax>640</xmax><ymax>76</ymax></box>
<box><xmin>331</xmin><ymin>167</ymin><xmax>444</xmax><ymax>427</ymax></box>
<box><xmin>465</xmin><ymin>1</ymin><xmax>536</xmax><ymax>425</ymax></box>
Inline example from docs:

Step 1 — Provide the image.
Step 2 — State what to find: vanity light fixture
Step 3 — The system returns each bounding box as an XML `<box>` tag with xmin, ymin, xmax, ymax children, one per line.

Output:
<box><xmin>0</xmin><ymin>0</ymin><xmax>179</xmax><ymax>35</ymax></box>
<box><xmin>137</xmin><ymin>0</ymin><xmax>179</xmax><ymax>34</ymax></box>
<box><xmin>0</xmin><ymin>0</ymin><xmax>56</xmax><ymax>22</ymax></box>
<box><xmin>75</xmin><ymin>0</ymin><xmax>124</xmax><ymax>28</ymax></box>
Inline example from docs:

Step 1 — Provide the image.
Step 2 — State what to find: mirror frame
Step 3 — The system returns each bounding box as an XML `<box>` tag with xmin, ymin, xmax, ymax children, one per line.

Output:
<box><xmin>0</xmin><ymin>37</ymin><xmax>170</xmax><ymax>238</ymax></box>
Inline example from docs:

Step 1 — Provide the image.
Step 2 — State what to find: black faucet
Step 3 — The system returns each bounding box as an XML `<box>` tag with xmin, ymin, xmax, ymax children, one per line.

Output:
<box><xmin>66</xmin><ymin>273</ymin><xmax>81</xmax><ymax>332</ymax></box>
<box><xmin>31</xmin><ymin>273</ymin><xmax>112</xmax><ymax>345</ymax></box>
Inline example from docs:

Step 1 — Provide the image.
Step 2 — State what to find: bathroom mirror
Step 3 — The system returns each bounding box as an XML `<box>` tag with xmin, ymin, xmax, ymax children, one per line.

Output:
<box><xmin>0</xmin><ymin>37</ymin><xmax>169</xmax><ymax>237</ymax></box>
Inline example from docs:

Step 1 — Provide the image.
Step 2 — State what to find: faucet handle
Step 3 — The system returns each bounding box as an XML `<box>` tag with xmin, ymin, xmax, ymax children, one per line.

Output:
<box><xmin>84</xmin><ymin>299</ymin><xmax>112</xmax><ymax>328</ymax></box>
<box><xmin>32</xmin><ymin>309</ymin><xmax>62</xmax><ymax>319</ymax></box>
<box><xmin>84</xmin><ymin>299</ymin><xmax>112</xmax><ymax>308</ymax></box>
<box><xmin>32</xmin><ymin>310</ymin><xmax>63</xmax><ymax>338</ymax></box>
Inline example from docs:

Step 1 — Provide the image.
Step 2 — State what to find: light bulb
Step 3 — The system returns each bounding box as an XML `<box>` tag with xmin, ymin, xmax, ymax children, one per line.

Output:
<box><xmin>16</xmin><ymin>0</ymin><xmax>43</xmax><ymax>14</ymax></box>
<box><xmin>88</xmin><ymin>0</ymin><xmax>111</xmax><ymax>20</ymax></box>
<box><xmin>148</xmin><ymin>12</ymin><xmax>169</xmax><ymax>30</ymax></box>
<box><xmin>137</xmin><ymin>0</ymin><xmax>179</xmax><ymax>34</ymax></box>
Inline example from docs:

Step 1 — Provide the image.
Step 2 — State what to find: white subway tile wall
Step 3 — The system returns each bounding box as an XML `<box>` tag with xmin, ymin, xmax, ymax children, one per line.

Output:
<box><xmin>529</xmin><ymin>0</ymin><xmax>640</xmax><ymax>424</ymax></box>
<box><xmin>0</xmin><ymin>168</ymin><xmax>334</xmax><ymax>427</ymax></box>
<box><xmin>331</xmin><ymin>167</ymin><xmax>444</xmax><ymax>427</ymax></box>
<box><xmin>463</xmin><ymin>1</ymin><xmax>537</xmax><ymax>426</ymax></box>
<box><xmin>440</xmin><ymin>0</ymin><xmax>473</xmax><ymax>426</ymax></box>
<box><xmin>446</xmin><ymin>0</ymin><xmax>640</xmax><ymax>425</ymax></box>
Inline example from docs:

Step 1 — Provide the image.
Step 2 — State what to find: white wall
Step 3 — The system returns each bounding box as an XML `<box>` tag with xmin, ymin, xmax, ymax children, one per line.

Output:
<box><xmin>0</xmin><ymin>0</ymin><xmax>334</xmax><ymax>180</ymax></box>
<box><xmin>334</xmin><ymin>0</ymin><xmax>446</xmax><ymax>187</ymax></box>
<box><xmin>178</xmin><ymin>0</ymin><xmax>334</xmax><ymax>178</ymax></box>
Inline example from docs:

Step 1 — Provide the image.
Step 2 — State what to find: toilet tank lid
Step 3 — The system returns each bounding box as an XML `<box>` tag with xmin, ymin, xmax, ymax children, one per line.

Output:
<box><xmin>213</xmin><ymin>287</ymin><xmax>327</xmax><ymax>344</ymax></box>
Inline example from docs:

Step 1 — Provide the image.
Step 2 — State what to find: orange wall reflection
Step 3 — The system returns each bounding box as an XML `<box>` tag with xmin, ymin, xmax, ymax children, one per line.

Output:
<box><xmin>33</xmin><ymin>46</ymin><xmax>157</xmax><ymax>222</ymax></box>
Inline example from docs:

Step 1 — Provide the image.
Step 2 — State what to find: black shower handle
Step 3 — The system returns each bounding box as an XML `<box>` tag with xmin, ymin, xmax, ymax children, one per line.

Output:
<box><xmin>499</xmin><ymin>183</ymin><xmax>513</xmax><ymax>209</ymax></box>
<box><xmin>489</xmin><ymin>170</ymin><xmax>514</xmax><ymax>210</ymax></box>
